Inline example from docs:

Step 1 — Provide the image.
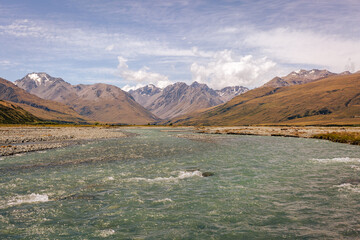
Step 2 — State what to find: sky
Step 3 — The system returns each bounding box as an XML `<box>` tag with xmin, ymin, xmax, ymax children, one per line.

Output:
<box><xmin>0</xmin><ymin>0</ymin><xmax>360</xmax><ymax>90</ymax></box>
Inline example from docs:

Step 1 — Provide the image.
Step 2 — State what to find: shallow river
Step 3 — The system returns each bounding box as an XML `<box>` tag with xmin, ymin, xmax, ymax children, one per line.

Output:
<box><xmin>1</xmin><ymin>128</ymin><xmax>360</xmax><ymax>239</ymax></box>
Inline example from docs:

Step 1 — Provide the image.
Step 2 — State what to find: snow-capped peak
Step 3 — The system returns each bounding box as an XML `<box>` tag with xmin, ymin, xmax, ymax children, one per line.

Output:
<box><xmin>28</xmin><ymin>73</ymin><xmax>42</xmax><ymax>85</ymax></box>
<box><xmin>26</xmin><ymin>73</ymin><xmax>52</xmax><ymax>87</ymax></box>
<box><xmin>148</xmin><ymin>84</ymin><xmax>155</xmax><ymax>89</ymax></box>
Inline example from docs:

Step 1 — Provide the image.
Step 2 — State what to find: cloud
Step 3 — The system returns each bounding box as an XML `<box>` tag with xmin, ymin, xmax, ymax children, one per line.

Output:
<box><xmin>244</xmin><ymin>28</ymin><xmax>360</xmax><ymax>72</ymax></box>
<box><xmin>0</xmin><ymin>19</ymin><xmax>199</xmax><ymax>59</ymax></box>
<box><xmin>190</xmin><ymin>50</ymin><xmax>277</xmax><ymax>89</ymax></box>
<box><xmin>105</xmin><ymin>44</ymin><xmax>115</xmax><ymax>51</ymax></box>
<box><xmin>0</xmin><ymin>60</ymin><xmax>14</xmax><ymax>66</ymax></box>
<box><xmin>121</xmin><ymin>83</ymin><xmax>146</xmax><ymax>92</ymax></box>
<box><xmin>0</xmin><ymin>19</ymin><xmax>42</xmax><ymax>37</ymax></box>
<box><xmin>117</xmin><ymin>56</ymin><xmax>172</xmax><ymax>90</ymax></box>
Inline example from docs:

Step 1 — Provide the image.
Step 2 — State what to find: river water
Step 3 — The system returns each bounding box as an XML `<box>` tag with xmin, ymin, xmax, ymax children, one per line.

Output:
<box><xmin>0</xmin><ymin>128</ymin><xmax>360</xmax><ymax>239</ymax></box>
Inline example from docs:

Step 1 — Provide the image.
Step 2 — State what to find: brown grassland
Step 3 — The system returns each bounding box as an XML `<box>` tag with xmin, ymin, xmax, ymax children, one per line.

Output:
<box><xmin>170</xmin><ymin>72</ymin><xmax>360</xmax><ymax>126</ymax></box>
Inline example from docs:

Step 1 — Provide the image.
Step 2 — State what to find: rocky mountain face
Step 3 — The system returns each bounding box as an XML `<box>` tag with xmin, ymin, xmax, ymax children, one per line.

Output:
<box><xmin>15</xmin><ymin>73</ymin><xmax>159</xmax><ymax>124</ymax></box>
<box><xmin>129</xmin><ymin>82</ymin><xmax>248</xmax><ymax>119</ymax></box>
<box><xmin>15</xmin><ymin>72</ymin><xmax>77</xmax><ymax>103</ymax></box>
<box><xmin>215</xmin><ymin>86</ymin><xmax>249</xmax><ymax>102</ymax></box>
<box><xmin>263</xmin><ymin>69</ymin><xmax>337</xmax><ymax>88</ymax></box>
<box><xmin>0</xmin><ymin>77</ymin><xmax>87</xmax><ymax>123</ymax></box>
<box><xmin>128</xmin><ymin>84</ymin><xmax>162</xmax><ymax>108</ymax></box>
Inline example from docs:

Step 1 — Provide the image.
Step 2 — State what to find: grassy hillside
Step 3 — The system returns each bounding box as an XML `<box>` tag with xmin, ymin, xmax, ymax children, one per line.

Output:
<box><xmin>170</xmin><ymin>73</ymin><xmax>360</xmax><ymax>126</ymax></box>
<box><xmin>0</xmin><ymin>100</ymin><xmax>40</xmax><ymax>124</ymax></box>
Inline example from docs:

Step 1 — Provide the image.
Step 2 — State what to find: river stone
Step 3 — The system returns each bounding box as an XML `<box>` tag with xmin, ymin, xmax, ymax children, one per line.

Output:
<box><xmin>202</xmin><ymin>172</ymin><xmax>215</xmax><ymax>177</ymax></box>
<box><xmin>60</xmin><ymin>194</ymin><xmax>97</xmax><ymax>200</ymax></box>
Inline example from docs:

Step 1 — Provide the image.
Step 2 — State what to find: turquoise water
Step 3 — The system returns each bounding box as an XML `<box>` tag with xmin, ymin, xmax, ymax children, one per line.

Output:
<box><xmin>1</xmin><ymin>128</ymin><xmax>360</xmax><ymax>239</ymax></box>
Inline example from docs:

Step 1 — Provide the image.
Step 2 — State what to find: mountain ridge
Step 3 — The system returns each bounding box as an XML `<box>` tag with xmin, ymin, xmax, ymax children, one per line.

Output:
<box><xmin>15</xmin><ymin>73</ymin><xmax>159</xmax><ymax>124</ymax></box>
<box><xmin>263</xmin><ymin>69</ymin><xmax>337</xmax><ymax>88</ymax></box>
<box><xmin>129</xmin><ymin>82</ymin><xmax>248</xmax><ymax>119</ymax></box>
<box><xmin>0</xmin><ymin>77</ymin><xmax>88</xmax><ymax>123</ymax></box>
<box><xmin>168</xmin><ymin>70</ymin><xmax>360</xmax><ymax>126</ymax></box>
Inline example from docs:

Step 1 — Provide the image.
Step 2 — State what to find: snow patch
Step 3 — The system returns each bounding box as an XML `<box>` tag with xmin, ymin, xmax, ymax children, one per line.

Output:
<box><xmin>28</xmin><ymin>73</ymin><xmax>42</xmax><ymax>86</ymax></box>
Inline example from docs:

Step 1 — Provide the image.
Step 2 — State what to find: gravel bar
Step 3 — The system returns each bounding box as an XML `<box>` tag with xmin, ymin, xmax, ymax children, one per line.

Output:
<box><xmin>0</xmin><ymin>127</ymin><xmax>129</xmax><ymax>156</ymax></box>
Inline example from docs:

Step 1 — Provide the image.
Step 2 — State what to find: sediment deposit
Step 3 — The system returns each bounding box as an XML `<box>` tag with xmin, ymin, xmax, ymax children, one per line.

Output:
<box><xmin>196</xmin><ymin>126</ymin><xmax>360</xmax><ymax>142</ymax></box>
<box><xmin>0</xmin><ymin>127</ymin><xmax>128</xmax><ymax>156</ymax></box>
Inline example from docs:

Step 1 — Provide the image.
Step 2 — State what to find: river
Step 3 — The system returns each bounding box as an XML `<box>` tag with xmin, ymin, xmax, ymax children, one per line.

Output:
<box><xmin>1</xmin><ymin>128</ymin><xmax>360</xmax><ymax>239</ymax></box>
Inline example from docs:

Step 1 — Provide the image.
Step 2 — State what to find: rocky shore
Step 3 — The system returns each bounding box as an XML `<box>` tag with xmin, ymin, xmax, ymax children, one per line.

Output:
<box><xmin>195</xmin><ymin>126</ymin><xmax>360</xmax><ymax>144</ymax></box>
<box><xmin>0</xmin><ymin>127</ymin><xmax>128</xmax><ymax>156</ymax></box>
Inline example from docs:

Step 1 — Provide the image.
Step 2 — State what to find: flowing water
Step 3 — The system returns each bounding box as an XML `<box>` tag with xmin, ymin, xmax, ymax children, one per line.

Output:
<box><xmin>0</xmin><ymin>128</ymin><xmax>360</xmax><ymax>239</ymax></box>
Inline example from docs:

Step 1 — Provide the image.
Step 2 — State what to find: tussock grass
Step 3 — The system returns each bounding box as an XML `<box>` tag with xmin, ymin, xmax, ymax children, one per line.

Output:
<box><xmin>312</xmin><ymin>132</ymin><xmax>360</xmax><ymax>145</ymax></box>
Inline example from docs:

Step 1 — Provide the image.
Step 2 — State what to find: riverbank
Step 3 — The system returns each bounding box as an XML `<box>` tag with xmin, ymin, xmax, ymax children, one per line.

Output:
<box><xmin>0</xmin><ymin>126</ymin><xmax>129</xmax><ymax>156</ymax></box>
<box><xmin>195</xmin><ymin>126</ymin><xmax>360</xmax><ymax>145</ymax></box>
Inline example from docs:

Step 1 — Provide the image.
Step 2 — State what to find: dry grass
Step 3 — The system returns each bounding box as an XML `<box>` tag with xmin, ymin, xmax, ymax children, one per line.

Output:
<box><xmin>171</xmin><ymin>73</ymin><xmax>360</xmax><ymax>126</ymax></box>
<box><xmin>312</xmin><ymin>132</ymin><xmax>360</xmax><ymax>145</ymax></box>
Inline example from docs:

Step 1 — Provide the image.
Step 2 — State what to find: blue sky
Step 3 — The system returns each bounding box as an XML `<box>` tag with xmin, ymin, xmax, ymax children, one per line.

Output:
<box><xmin>1</xmin><ymin>0</ymin><xmax>360</xmax><ymax>90</ymax></box>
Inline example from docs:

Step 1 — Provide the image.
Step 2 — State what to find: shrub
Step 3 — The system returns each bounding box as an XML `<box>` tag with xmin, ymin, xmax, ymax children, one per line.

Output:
<box><xmin>312</xmin><ymin>132</ymin><xmax>360</xmax><ymax>145</ymax></box>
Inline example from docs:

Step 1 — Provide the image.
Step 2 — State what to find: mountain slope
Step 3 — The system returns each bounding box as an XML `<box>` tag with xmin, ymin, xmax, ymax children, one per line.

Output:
<box><xmin>129</xmin><ymin>82</ymin><xmax>248</xmax><ymax>119</ymax></box>
<box><xmin>71</xmin><ymin>83</ymin><xmax>159</xmax><ymax>124</ymax></box>
<box><xmin>0</xmin><ymin>100</ymin><xmax>40</xmax><ymax>124</ymax></box>
<box><xmin>170</xmin><ymin>72</ymin><xmax>360</xmax><ymax>126</ymax></box>
<box><xmin>146</xmin><ymin>82</ymin><xmax>222</xmax><ymax>119</ymax></box>
<box><xmin>0</xmin><ymin>77</ymin><xmax>87</xmax><ymax>123</ymax></box>
<box><xmin>128</xmin><ymin>84</ymin><xmax>162</xmax><ymax>108</ymax></box>
<box><xmin>263</xmin><ymin>69</ymin><xmax>336</xmax><ymax>88</ymax></box>
<box><xmin>15</xmin><ymin>73</ymin><xmax>78</xmax><ymax>103</ymax></box>
<box><xmin>215</xmin><ymin>86</ymin><xmax>249</xmax><ymax>102</ymax></box>
<box><xmin>15</xmin><ymin>73</ymin><xmax>159</xmax><ymax>124</ymax></box>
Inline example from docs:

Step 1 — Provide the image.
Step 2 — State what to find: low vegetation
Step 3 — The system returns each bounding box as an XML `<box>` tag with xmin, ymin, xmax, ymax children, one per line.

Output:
<box><xmin>170</xmin><ymin>73</ymin><xmax>360</xmax><ymax>126</ymax></box>
<box><xmin>312</xmin><ymin>132</ymin><xmax>360</xmax><ymax>145</ymax></box>
<box><xmin>0</xmin><ymin>100</ymin><xmax>40</xmax><ymax>124</ymax></box>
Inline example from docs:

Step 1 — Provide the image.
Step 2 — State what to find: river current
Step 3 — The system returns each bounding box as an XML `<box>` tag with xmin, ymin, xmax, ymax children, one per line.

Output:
<box><xmin>0</xmin><ymin>128</ymin><xmax>360</xmax><ymax>239</ymax></box>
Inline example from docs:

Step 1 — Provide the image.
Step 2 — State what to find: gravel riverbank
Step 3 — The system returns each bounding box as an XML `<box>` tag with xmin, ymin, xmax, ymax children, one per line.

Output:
<box><xmin>195</xmin><ymin>126</ymin><xmax>360</xmax><ymax>144</ymax></box>
<box><xmin>0</xmin><ymin>127</ymin><xmax>129</xmax><ymax>156</ymax></box>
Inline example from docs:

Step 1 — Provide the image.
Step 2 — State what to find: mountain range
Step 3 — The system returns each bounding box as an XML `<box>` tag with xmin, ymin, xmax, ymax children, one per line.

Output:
<box><xmin>15</xmin><ymin>73</ymin><xmax>158</xmax><ymax>124</ymax></box>
<box><xmin>263</xmin><ymin>69</ymin><xmax>338</xmax><ymax>88</ymax></box>
<box><xmin>129</xmin><ymin>82</ymin><xmax>248</xmax><ymax>119</ymax></box>
<box><xmin>169</xmin><ymin>70</ymin><xmax>360</xmax><ymax>126</ymax></box>
<box><xmin>2</xmin><ymin>68</ymin><xmax>358</xmax><ymax>126</ymax></box>
<box><xmin>0</xmin><ymin>77</ymin><xmax>87</xmax><ymax>123</ymax></box>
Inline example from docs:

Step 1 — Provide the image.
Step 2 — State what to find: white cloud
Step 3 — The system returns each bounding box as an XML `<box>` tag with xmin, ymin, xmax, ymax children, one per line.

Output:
<box><xmin>217</xmin><ymin>27</ymin><xmax>239</xmax><ymax>34</ymax></box>
<box><xmin>117</xmin><ymin>56</ymin><xmax>172</xmax><ymax>90</ymax></box>
<box><xmin>0</xmin><ymin>60</ymin><xmax>13</xmax><ymax>66</ymax></box>
<box><xmin>190</xmin><ymin>50</ymin><xmax>277</xmax><ymax>89</ymax></box>
<box><xmin>0</xmin><ymin>60</ymin><xmax>17</xmax><ymax>69</ymax></box>
<box><xmin>0</xmin><ymin>19</ymin><xmax>41</xmax><ymax>37</ymax></box>
<box><xmin>0</xmin><ymin>19</ymin><xmax>200</xmax><ymax>59</ymax></box>
<box><xmin>244</xmin><ymin>28</ymin><xmax>360</xmax><ymax>73</ymax></box>
<box><xmin>121</xmin><ymin>83</ymin><xmax>146</xmax><ymax>92</ymax></box>
<box><xmin>105</xmin><ymin>44</ymin><xmax>114</xmax><ymax>51</ymax></box>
